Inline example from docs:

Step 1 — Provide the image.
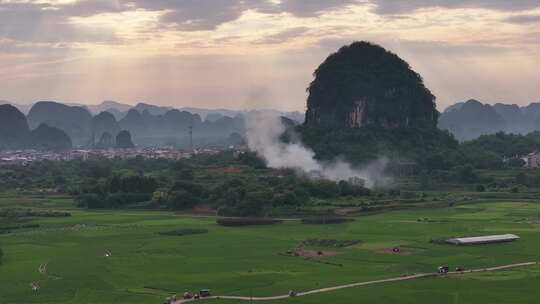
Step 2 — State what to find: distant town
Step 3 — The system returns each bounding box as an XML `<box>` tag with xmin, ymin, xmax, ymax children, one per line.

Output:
<box><xmin>0</xmin><ymin>147</ymin><xmax>236</xmax><ymax>166</ymax></box>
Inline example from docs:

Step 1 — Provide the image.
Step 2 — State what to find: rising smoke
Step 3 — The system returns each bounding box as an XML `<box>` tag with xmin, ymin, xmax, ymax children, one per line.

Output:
<box><xmin>245</xmin><ymin>113</ymin><xmax>388</xmax><ymax>188</ymax></box>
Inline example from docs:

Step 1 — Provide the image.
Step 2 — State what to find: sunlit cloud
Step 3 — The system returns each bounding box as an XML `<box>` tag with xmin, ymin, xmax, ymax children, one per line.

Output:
<box><xmin>1</xmin><ymin>0</ymin><xmax>539</xmax><ymax>110</ymax></box>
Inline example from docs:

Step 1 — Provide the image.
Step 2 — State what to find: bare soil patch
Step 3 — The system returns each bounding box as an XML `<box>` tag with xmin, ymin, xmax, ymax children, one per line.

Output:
<box><xmin>333</xmin><ymin>207</ymin><xmax>362</xmax><ymax>216</ymax></box>
<box><xmin>191</xmin><ymin>205</ymin><xmax>216</xmax><ymax>215</ymax></box>
<box><xmin>377</xmin><ymin>247</ymin><xmax>415</xmax><ymax>255</ymax></box>
<box><xmin>295</xmin><ymin>249</ymin><xmax>339</xmax><ymax>258</ymax></box>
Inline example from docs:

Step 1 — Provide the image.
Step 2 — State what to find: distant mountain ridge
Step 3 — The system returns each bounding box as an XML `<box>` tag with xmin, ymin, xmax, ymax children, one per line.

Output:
<box><xmin>1</xmin><ymin>100</ymin><xmax>301</xmax><ymax>150</ymax></box>
<box><xmin>27</xmin><ymin>101</ymin><xmax>93</xmax><ymax>146</ymax></box>
<box><xmin>2</xmin><ymin>100</ymin><xmax>304</xmax><ymax>123</ymax></box>
<box><xmin>440</xmin><ymin>99</ymin><xmax>540</xmax><ymax>141</ymax></box>
<box><xmin>0</xmin><ymin>104</ymin><xmax>73</xmax><ymax>151</ymax></box>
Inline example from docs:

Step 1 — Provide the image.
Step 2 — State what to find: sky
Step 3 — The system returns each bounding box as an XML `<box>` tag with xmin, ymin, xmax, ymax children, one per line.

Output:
<box><xmin>1</xmin><ymin>0</ymin><xmax>539</xmax><ymax>112</ymax></box>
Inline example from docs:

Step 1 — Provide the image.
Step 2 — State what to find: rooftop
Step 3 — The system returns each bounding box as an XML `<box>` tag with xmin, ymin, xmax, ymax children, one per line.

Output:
<box><xmin>446</xmin><ymin>234</ymin><xmax>520</xmax><ymax>245</ymax></box>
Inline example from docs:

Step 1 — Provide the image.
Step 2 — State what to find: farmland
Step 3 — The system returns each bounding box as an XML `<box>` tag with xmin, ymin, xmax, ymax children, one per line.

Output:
<box><xmin>1</xmin><ymin>193</ymin><xmax>540</xmax><ymax>304</ymax></box>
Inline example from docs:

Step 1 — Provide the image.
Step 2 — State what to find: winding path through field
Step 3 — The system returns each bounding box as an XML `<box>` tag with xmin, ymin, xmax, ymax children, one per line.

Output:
<box><xmin>173</xmin><ymin>262</ymin><xmax>539</xmax><ymax>303</ymax></box>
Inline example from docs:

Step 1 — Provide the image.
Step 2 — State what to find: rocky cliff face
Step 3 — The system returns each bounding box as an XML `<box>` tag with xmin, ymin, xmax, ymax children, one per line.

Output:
<box><xmin>304</xmin><ymin>41</ymin><xmax>438</xmax><ymax>129</ymax></box>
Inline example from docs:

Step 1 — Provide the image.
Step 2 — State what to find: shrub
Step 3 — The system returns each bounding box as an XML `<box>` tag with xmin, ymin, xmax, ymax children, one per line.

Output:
<box><xmin>216</xmin><ymin>218</ymin><xmax>282</xmax><ymax>226</ymax></box>
<box><xmin>301</xmin><ymin>217</ymin><xmax>354</xmax><ymax>225</ymax></box>
<box><xmin>167</xmin><ymin>190</ymin><xmax>200</xmax><ymax>210</ymax></box>
<box><xmin>301</xmin><ymin>239</ymin><xmax>361</xmax><ymax>248</ymax></box>
<box><xmin>308</xmin><ymin>180</ymin><xmax>340</xmax><ymax>198</ymax></box>
<box><xmin>158</xmin><ymin>228</ymin><xmax>208</xmax><ymax>236</ymax></box>
<box><xmin>0</xmin><ymin>223</ymin><xmax>40</xmax><ymax>230</ymax></box>
<box><xmin>515</xmin><ymin>172</ymin><xmax>528</xmax><ymax>186</ymax></box>
<box><xmin>75</xmin><ymin>193</ymin><xmax>104</xmax><ymax>208</ymax></box>
<box><xmin>105</xmin><ymin>193</ymin><xmax>152</xmax><ymax>208</ymax></box>
<box><xmin>338</xmin><ymin>180</ymin><xmax>371</xmax><ymax>196</ymax></box>
<box><xmin>77</xmin><ymin>192</ymin><xmax>152</xmax><ymax>209</ymax></box>
<box><xmin>400</xmin><ymin>191</ymin><xmax>417</xmax><ymax>200</ymax></box>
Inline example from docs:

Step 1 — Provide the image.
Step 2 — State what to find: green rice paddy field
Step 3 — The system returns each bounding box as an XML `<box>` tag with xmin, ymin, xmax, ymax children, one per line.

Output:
<box><xmin>1</xmin><ymin>195</ymin><xmax>540</xmax><ymax>304</ymax></box>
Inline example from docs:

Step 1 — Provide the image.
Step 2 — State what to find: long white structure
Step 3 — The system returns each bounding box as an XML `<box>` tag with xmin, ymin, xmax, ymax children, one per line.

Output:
<box><xmin>446</xmin><ymin>234</ymin><xmax>520</xmax><ymax>245</ymax></box>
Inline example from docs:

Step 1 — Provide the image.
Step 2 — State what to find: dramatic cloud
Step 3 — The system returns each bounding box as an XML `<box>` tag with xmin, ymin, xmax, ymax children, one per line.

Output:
<box><xmin>0</xmin><ymin>1</ymin><xmax>120</xmax><ymax>43</ymax></box>
<box><xmin>124</xmin><ymin>0</ymin><xmax>359</xmax><ymax>31</ymax></box>
<box><xmin>370</xmin><ymin>0</ymin><xmax>540</xmax><ymax>14</ymax></box>
<box><xmin>256</xmin><ymin>27</ymin><xmax>310</xmax><ymax>44</ymax></box>
<box><xmin>1</xmin><ymin>0</ymin><xmax>539</xmax><ymax>111</ymax></box>
<box><xmin>278</xmin><ymin>0</ymin><xmax>361</xmax><ymax>17</ymax></box>
<box><xmin>122</xmin><ymin>0</ymin><xmax>257</xmax><ymax>31</ymax></box>
<box><xmin>504</xmin><ymin>14</ymin><xmax>540</xmax><ymax>24</ymax></box>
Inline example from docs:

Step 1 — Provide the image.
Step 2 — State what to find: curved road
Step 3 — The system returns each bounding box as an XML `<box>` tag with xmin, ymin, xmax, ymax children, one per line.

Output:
<box><xmin>174</xmin><ymin>262</ymin><xmax>539</xmax><ymax>303</ymax></box>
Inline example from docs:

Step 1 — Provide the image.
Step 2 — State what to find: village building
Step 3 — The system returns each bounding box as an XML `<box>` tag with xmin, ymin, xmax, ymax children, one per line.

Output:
<box><xmin>523</xmin><ymin>152</ymin><xmax>540</xmax><ymax>168</ymax></box>
<box><xmin>446</xmin><ymin>234</ymin><xmax>520</xmax><ymax>245</ymax></box>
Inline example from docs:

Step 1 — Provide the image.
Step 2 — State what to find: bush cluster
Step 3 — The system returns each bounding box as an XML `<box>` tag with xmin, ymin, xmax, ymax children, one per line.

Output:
<box><xmin>301</xmin><ymin>217</ymin><xmax>354</xmax><ymax>225</ymax></box>
<box><xmin>158</xmin><ymin>228</ymin><xmax>208</xmax><ymax>236</ymax></box>
<box><xmin>0</xmin><ymin>208</ymin><xmax>70</xmax><ymax>218</ymax></box>
<box><xmin>301</xmin><ymin>239</ymin><xmax>361</xmax><ymax>248</ymax></box>
<box><xmin>76</xmin><ymin>192</ymin><xmax>152</xmax><ymax>209</ymax></box>
<box><xmin>216</xmin><ymin>218</ymin><xmax>283</xmax><ymax>226</ymax></box>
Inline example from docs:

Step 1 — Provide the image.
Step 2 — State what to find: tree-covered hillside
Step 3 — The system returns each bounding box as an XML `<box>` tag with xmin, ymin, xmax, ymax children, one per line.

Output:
<box><xmin>305</xmin><ymin>41</ymin><xmax>438</xmax><ymax>129</ymax></box>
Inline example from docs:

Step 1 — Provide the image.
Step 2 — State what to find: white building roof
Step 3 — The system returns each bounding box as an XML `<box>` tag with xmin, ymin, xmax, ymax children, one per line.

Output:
<box><xmin>446</xmin><ymin>234</ymin><xmax>520</xmax><ymax>245</ymax></box>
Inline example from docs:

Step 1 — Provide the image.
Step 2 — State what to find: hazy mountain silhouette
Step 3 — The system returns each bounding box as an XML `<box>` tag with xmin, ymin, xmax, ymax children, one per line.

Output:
<box><xmin>441</xmin><ymin>100</ymin><xmax>540</xmax><ymax>141</ymax></box>
<box><xmin>27</xmin><ymin>101</ymin><xmax>93</xmax><ymax>146</ymax></box>
<box><xmin>0</xmin><ymin>104</ymin><xmax>31</xmax><ymax>149</ymax></box>
<box><xmin>31</xmin><ymin>124</ymin><xmax>72</xmax><ymax>151</ymax></box>
<box><xmin>92</xmin><ymin>112</ymin><xmax>121</xmax><ymax>145</ymax></box>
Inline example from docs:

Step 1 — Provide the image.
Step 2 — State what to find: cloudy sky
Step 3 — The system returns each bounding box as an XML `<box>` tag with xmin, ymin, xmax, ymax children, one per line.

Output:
<box><xmin>1</xmin><ymin>0</ymin><xmax>539</xmax><ymax>111</ymax></box>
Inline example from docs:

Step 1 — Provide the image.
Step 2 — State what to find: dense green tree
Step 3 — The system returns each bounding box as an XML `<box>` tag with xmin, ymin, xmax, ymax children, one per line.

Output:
<box><xmin>516</xmin><ymin>172</ymin><xmax>528</xmax><ymax>186</ymax></box>
<box><xmin>175</xmin><ymin>169</ymin><xmax>194</xmax><ymax>181</ymax></box>
<box><xmin>168</xmin><ymin>190</ymin><xmax>199</xmax><ymax>210</ymax></box>
<box><xmin>305</xmin><ymin>41</ymin><xmax>438</xmax><ymax>129</ymax></box>
<box><xmin>76</xmin><ymin>193</ymin><xmax>104</xmax><ymax>209</ymax></box>
<box><xmin>452</xmin><ymin>165</ymin><xmax>478</xmax><ymax>183</ymax></box>
<box><xmin>338</xmin><ymin>180</ymin><xmax>371</xmax><ymax>196</ymax></box>
<box><xmin>238</xmin><ymin>152</ymin><xmax>267</xmax><ymax>169</ymax></box>
<box><xmin>307</xmin><ymin>180</ymin><xmax>340</xmax><ymax>198</ymax></box>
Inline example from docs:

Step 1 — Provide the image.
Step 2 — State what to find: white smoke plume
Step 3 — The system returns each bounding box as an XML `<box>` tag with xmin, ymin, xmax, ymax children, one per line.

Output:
<box><xmin>245</xmin><ymin>113</ymin><xmax>388</xmax><ymax>188</ymax></box>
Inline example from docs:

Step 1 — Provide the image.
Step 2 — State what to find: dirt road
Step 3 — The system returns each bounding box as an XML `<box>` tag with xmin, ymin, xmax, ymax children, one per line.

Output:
<box><xmin>173</xmin><ymin>262</ymin><xmax>539</xmax><ymax>303</ymax></box>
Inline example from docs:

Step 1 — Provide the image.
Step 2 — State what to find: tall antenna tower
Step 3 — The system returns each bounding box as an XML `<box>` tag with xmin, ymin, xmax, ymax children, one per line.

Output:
<box><xmin>189</xmin><ymin>117</ymin><xmax>194</xmax><ymax>152</ymax></box>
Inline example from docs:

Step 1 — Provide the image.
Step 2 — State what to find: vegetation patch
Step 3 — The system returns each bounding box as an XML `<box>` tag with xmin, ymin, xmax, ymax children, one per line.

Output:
<box><xmin>0</xmin><ymin>208</ymin><xmax>71</xmax><ymax>218</ymax></box>
<box><xmin>377</xmin><ymin>247</ymin><xmax>417</xmax><ymax>256</ymax></box>
<box><xmin>157</xmin><ymin>228</ymin><xmax>208</xmax><ymax>236</ymax></box>
<box><xmin>216</xmin><ymin>217</ymin><xmax>282</xmax><ymax>226</ymax></box>
<box><xmin>295</xmin><ymin>249</ymin><xmax>340</xmax><ymax>258</ymax></box>
<box><xmin>301</xmin><ymin>217</ymin><xmax>354</xmax><ymax>225</ymax></box>
<box><xmin>301</xmin><ymin>239</ymin><xmax>361</xmax><ymax>248</ymax></box>
<box><xmin>0</xmin><ymin>223</ymin><xmax>40</xmax><ymax>233</ymax></box>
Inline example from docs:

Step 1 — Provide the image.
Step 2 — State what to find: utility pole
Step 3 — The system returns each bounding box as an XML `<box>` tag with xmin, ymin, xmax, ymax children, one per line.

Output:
<box><xmin>189</xmin><ymin>117</ymin><xmax>194</xmax><ymax>152</ymax></box>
